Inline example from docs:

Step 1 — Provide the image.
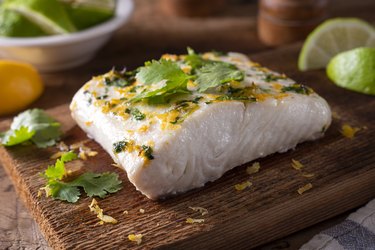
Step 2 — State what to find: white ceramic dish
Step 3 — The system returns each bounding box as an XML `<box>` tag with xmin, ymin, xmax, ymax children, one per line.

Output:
<box><xmin>0</xmin><ymin>0</ymin><xmax>134</xmax><ymax>72</ymax></box>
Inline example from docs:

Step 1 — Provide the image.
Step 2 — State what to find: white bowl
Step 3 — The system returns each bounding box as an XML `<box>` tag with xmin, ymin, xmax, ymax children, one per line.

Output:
<box><xmin>0</xmin><ymin>0</ymin><xmax>134</xmax><ymax>72</ymax></box>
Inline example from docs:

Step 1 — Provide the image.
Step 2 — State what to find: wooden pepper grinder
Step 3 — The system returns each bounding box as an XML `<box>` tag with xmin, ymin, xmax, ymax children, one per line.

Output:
<box><xmin>258</xmin><ymin>0</ymin><xmax>328</xmax><ymax>46</ymax></box>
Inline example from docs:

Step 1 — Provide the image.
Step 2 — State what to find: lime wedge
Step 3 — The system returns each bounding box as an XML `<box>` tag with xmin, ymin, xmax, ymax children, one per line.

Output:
<box><xmin>0</xmin><ymin>7</ymin><xmax>47</xmax><ymax>37</ymax></box>
<box><xmin>298</xmin><ymin>18</ymin><xmax>375</xmax><ymax>71</ymax></box>
<box><xmin>59</xmin><ymin>0</ymin><xmax>115</xmax><ymax>30</ymax></box>
<box><xmin>3</xmin><ymin>0</ymin><xmax>76</xmax><ymax>35</ymax></box>
<box><xmin>327</xmin><ymin>47</ymin><xmax>375</xmax><ymax>95</ymax></box>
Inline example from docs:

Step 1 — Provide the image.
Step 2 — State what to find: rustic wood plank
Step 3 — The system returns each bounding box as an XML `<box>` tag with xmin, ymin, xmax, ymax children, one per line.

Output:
<box><xmin>0</xmin><ymin>42</ymin><xmax>374</xmax><ymax>249</ymax></box>
<box><xmin>0</xmin><ymin>166</ymin><xmax>50</xmax><ymax>250</ymax></box>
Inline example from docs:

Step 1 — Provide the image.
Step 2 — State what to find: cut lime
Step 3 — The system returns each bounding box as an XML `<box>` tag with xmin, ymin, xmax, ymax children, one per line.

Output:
<box><xmin>3</xmin><ymin>0</ymin><xmax>76</xmax><ymax>35</ymax></box>
<box><xmin>0</xmin><ymin>7</ymin><xmax>47</xmax><ymax>37</ymax></box>
<box><xmin>59</xmin><ymin>0</ymin><xmax>115</xmax><ymax>30</ymax></box>
<box><xmin>327</xmin><ymin>47</ymin><xmax>375</xmax><ymax>95</ymax></box>
<box><xmin>298</xmin><ymin>18</ymin><xmax>375</xmax><ymax>71</ymax></box>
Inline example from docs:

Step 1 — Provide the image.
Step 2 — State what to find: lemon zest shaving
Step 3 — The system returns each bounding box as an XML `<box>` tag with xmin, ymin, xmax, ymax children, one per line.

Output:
<box><xmin>301</xmin><ymin>173</ymin><xmax>315</xmax><ymax>178</ymax></box>
<box><xmin>234</xmin><ymin>181</ymin><xmax>252</xmax><ymax>191</ymax></box>
<box><xmin>297</xmin><ymin>183</ymin><xmax>313</xmax><ymax>195</ymax></box>
<box><xmin>246</xmin><ymin>162</ymin><xmax>260</xmax><ymax>175</ymax></box>
<box><xmin>341</xmin><ymin>124</ymin><xmax>360</xmax><ymax>139</ymax></box>
<box><xmin>89</xmin><ymin>198</ymin><xmax>118</xmax><ymax>225</ymax></box>
<box><xmin>186</xmin><ymin>218</ymin><xmax>205</xmax><ymax>224</ymax></box>
<box><xmin>128</xmin><ymin>234</ymin><xmax>143</xmax><ymax>245</ymax></box>
<box><xmin>189</xmin><ymin>206</ymin><xmax>208</xmax><ymax>216</ymax></box>
<box><xmin>291</xmin><ymin>159</ymin><xmax>304</xmax><ymax>170</ymax></box>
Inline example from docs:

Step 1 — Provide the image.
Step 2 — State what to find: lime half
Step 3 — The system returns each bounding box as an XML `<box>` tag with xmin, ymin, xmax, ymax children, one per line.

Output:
<box><xmin>59</xmin><ymin>0</ymin><xmax>115</xmax><ymax>30</ymax></box>
<box><xmin>298</xmin><ymin>18</ymin><xmax>375</xmax><ymax>71</ymax></box>
<box><xmin>327</xmin><ymin>47</ymin><xmax>375</xmax><ymax>95</ymax></box>
<box><xmin>0</xmin><ymin>7</ymin><xmax>47</xmax><ymax>37</ymax></box>
<box><xmin>3</xmin><ymin>0</ymin><xmax>76</xmax><ymax>35</ymax></box>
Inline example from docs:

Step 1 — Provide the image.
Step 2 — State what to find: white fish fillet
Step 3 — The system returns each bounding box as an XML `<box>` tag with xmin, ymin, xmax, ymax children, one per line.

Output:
<box><xmin>70</xmin><ymin>52</ymin><xmax>331</xmax><ymax>199</ymax></box>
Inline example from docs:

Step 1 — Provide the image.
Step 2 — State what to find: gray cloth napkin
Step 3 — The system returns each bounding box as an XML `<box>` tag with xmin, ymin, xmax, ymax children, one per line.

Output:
<box><xmin>301</xmin><ymin>199</ymin><xmax>375</xmax><ymax>250</ymax></box>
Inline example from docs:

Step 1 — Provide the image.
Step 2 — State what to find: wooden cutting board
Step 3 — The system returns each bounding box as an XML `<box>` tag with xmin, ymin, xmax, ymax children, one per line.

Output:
<box><xmin>0</xmin><ymin>45</ymin><xmax>374</xmax><ymax>250</ymax></box>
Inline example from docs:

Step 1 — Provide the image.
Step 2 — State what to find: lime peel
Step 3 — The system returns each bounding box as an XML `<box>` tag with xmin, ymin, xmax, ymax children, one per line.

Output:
<box><xmin>298</xmin><ymin>18</ymin><xmax>375</xmax><ymax>71</ymax></box>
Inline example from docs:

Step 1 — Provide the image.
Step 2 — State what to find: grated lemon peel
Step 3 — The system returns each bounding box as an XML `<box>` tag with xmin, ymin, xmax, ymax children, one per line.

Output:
<box><xmin>89</xmin><ymin>198</ymin><xmax>118</xmax><ymax>225</ymax></box>
<box><xmin>186</xmin><ymin>218</ymin><xmax>205</xmax><ymax>224</ymax></box>
<box><xmin>341</xmin><ymin>124</ymin><xmax>360</xmax><ymax>139</ymax></box>
<box><xmin>234</xmin><ymin>181</ymin><xmax>252</xmax><ymax>191</ymax></box>
<box><xmin>128</xmin><ymin>234</ymin><xmax>143</xmax><ymax>245</ymax></box>
<box><xmin>291</xmin><ymin>159</ymin><xmax>304</xmax><ymax>170</ymax></box>
<box><xmin>246</xmin><ymin>162</ymin><xmax>260</xmax><ymax>175</ymax></box>
<box><xmin>301</xmin><ymin>173</ymin><xmax>315</xmax><ymax>178</ymax></box>
<box><xmin>189</xmin><ymin>206</ymin><xmax>208</xmax><ymax>216</ymax></box>
<box><xmin>297</xmin><ymin>183</ymin><xmax>313</xmax><ymax>195</ymax></box>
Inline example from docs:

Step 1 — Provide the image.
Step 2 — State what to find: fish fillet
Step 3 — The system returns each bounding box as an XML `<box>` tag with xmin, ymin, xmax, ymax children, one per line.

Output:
<box><xmin>70</xmin><ymin>52</ymin><xmax>331</xmax><ymax>199</ymax></box>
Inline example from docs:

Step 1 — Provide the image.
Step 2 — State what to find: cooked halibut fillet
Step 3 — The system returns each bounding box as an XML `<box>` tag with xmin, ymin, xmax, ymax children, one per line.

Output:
<box><xmin>70</xmin><ymin>51</ymin><xmax>331</xmax><ymax>199</ymax></box>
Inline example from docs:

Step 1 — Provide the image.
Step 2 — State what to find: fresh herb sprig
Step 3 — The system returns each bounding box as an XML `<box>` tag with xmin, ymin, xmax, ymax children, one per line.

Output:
<box><xmin>0</xmin><ymin>109</ymin><xmax>62</xmax><ymax>148</ymax></box>
<box><xmin>41</xmin><ymin>152</ymin><xmax>122</xmax><ymax>203</ymax></box>
<box><xmin>130</xmin><ymin>48</ymin><xmax>245</xmax><ymax>104</ymax></box>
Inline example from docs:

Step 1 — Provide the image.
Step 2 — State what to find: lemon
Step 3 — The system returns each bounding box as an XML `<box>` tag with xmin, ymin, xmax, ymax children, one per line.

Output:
<box><xmin>59</xmin><ymin>0</ymin><xmax>115</xmax><ymax>30</ymax></box>
<box><xmin>327</xmin><ymin>47</ymin><xmax>375</xmax><ymax>95</ymax></box>
<box><xmin>0</xmin><ymin>61</ymin><xmax>44</xmax><ymax>116</ymax></box>
<box><xmin>298</xmin><ymin>18</ymin><xmax>375</xmax><ymax>71</ymax></box>
<box><xmin>0</xmin><ymin>7</ymin><xmax>47</xmax><ymax>37</ymax></box>
<box><xmin>2</xmin><ymin>0</ymin><xmax>75</xmax><ymax>35</ymax></box>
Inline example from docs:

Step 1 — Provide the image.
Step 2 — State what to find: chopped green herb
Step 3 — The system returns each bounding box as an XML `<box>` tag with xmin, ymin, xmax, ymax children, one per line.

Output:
<box><xmin>125</xmin><ymin>108</ymin><xmax>146</xmax><ymax>120</ymax></box>
<box><xmin>113</xmin><ymin>140</ymin><xmax>128</xmax><ymax>153</ymax></box>
<box><xmin>104</xmin><ymin>70</ymin><xmax>136</xmax><ymax>88</ymax></box>
<box><xmin>96</xmin><ymin>95</ymin><xmax>109</xmax><ymax>100</ymax></box>
<box><xmin>263</xmin><ymin>74</ymin><xmax>286</xmax><ymax>82</ymax></box>
<box><xmin>211</xmin><ymin>50</ymin><xmax>228</xmax><ymax>57</ymax></box>
<box><xmin>41</xmin><ymin>152</ymin><xmax>122</xmax><ymax>203</ymax></box>
<box><xmin>196</xmin><ymin>62</ymin><xmax>244</xmax><ymax>92</ymax></box>
<box><xmin>281</xmin><ymin>84</ymin><xmax>313</xmax><ymax>95</ymax></box>
<box><xmin>131</xmin><ymin>59</ymin><xmax>193</xmax><ymax>104</ymax></box>
<box><xmin>0</xmin><ymin>126</ymin><xmax>35</xmax><ymax>146</ymax></box>
<box><xmin>216</xmin><ymin>95</ymin><xmax>256</xmax><ymax>102</ymax></box>
<box><xmin>131</xmin><ymin>108</ymin><xmax>145</xmax><ymax>120</ymax></box>
<box><xmin>192</xmin><ymin>96</ymin><xmax>203</xmax><ymax>103</ymax></box>
<box><xmin>185</xmin><ymin>47</ymin><xmax>206</xmax><ymax>69</ymax></box>
<box><xmin>140</xmin><ymin>145</ymin><xmax>154</xmax><ymax>160</ymax></box>
<box><xmin>0</xmin><ymin>109</ymin><xmax>62</xmax><ymax>148</ymax></box>
<box><xmin>68</xmin><ymin>172</ymin><xmax>122</xmax><ymax>198</ymax></box>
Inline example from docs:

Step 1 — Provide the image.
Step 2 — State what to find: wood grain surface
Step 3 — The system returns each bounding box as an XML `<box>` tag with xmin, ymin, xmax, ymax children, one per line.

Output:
<box><xmin>0</xmin><ymin>43</ymin><xmax>374</xmax><ymax>249</ymax></box>
<box><xmin>1</xmin><ymin>0</ymin><xmax>375</xmax><ymax>249</ymax></box>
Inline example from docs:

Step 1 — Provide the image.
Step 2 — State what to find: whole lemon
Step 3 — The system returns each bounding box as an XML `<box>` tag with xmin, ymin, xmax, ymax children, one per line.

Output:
<box><xmin>0</xmin><ymin>61</ymin><xmax>44</xmax><ymax>116</ymax></box>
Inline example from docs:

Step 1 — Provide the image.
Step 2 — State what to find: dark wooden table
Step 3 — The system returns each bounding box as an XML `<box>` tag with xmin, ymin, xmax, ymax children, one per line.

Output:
<box><xmin>1</xmin><ymin>0</ymin><xmax>374</xmax><ymax>249</ymax></box>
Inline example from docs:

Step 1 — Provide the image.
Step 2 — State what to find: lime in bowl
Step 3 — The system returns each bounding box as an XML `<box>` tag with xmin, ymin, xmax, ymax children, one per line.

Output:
<box><xmin>0</xmin><ymin>0</ymin><xmax>134</xmax><ymax>72</ymax></box>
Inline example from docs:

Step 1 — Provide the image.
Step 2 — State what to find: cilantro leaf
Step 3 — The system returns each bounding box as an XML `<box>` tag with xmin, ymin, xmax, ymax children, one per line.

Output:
<box><xmin>132</xmin><ymin>60</ymin><xmax>192</xmax><ymax>104</ymax></box>
<box><xmin>69</xmin><ymin>172</ymin><xmax>122</xmax><ymax>198</ymax></box>
<box><xmin>0</xmin><ymin>126</ymin><xmax>35</xmax><ymax>146</ymax></box>
<box><xmin>44</xmin><ymin>152</ymin><xmax>78</xmax><ymax>180</ymax></box>
<box><xmin>136</xmin><ymin>59</ymin><xmax>190</xmax><ymax>85</ymax></box>
<box><xmin>41</xmin><ymin>152</ymin><xmax>122</xmax><ymax>203</ymax></box>
<box><xmin>125</xmin><ymin>108</ymin><xmax>146</xmax><ymax>121</ymax></box>
<box><xmin>45</xmin><ymin>159</ymin><xmax>66</xmax><ymax>180</ymax></box>
<box><xmin>281</xmin><ymin>84</ymin><xmax>313</xmax><ymax>95</ymax></box>
<box><xmin>60</xmin><ymin>151</ymin><xmax>78</xmax><ymax>162</ymax></box>
<box><xmin>48</xmin><ymin>181</ymin><xmax>81</xmax><ymax>203</ymax></box>
<box><xmin>185</xmin><ymin>47</ymin><xmax>206</xmax><ymax>69</ymax></box>
<box><xmin>196</xmin><ymin>62</ymin><xmax>244</xmax><ymax>92</ymax></box>
<box><xmin>1</xmin><ymin>109</ymin><xmax>62</xmax><ymax>148</ymax></box>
